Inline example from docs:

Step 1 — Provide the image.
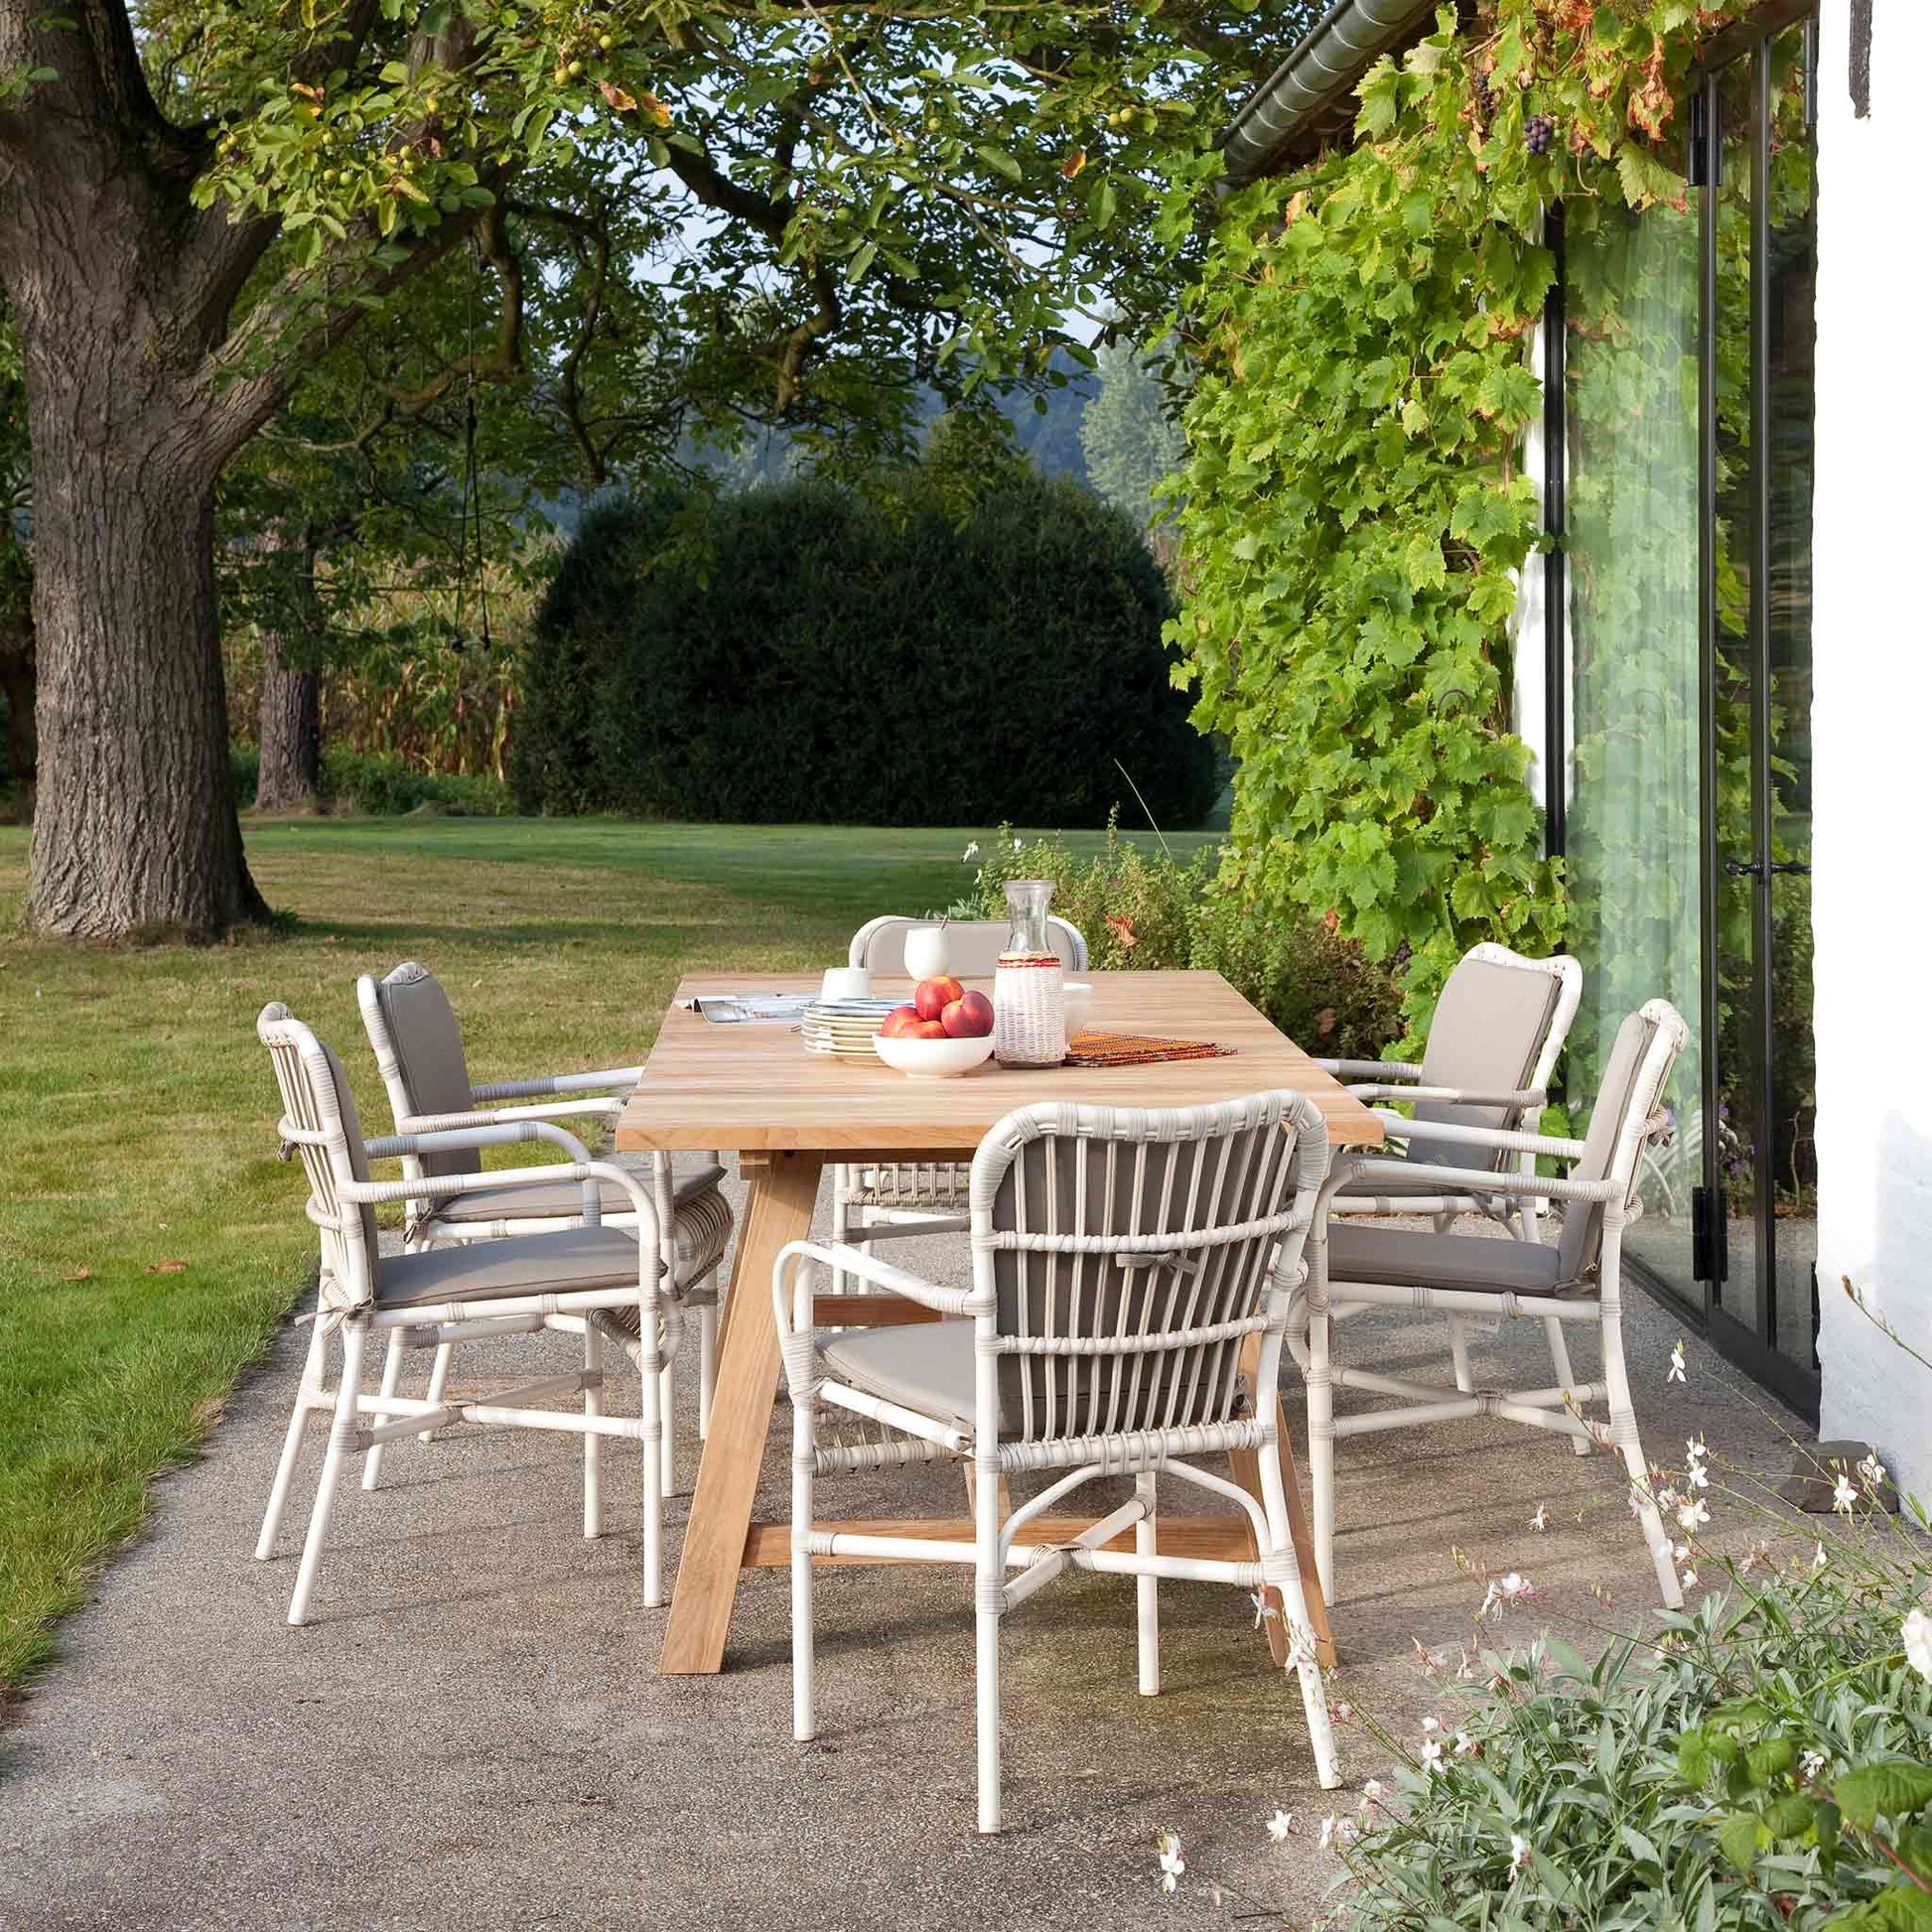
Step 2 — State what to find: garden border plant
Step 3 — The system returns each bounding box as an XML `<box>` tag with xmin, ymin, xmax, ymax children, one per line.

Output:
<box><xmin>1168</xmin><ymin>0</ymin><xmax>1764</xmax><ymax>1030</ymax></box>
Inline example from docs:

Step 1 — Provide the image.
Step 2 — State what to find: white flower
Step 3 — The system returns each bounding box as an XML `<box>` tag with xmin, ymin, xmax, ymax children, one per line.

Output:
<box><xmin>1801</xmin><ymin>1750</ymin><xmax>1828</xmax><ymax>1780</ymax></box>
<box><xmin>1812</xmin><ymin>1541</ymin><xmax>1830</xmax><ymax>1572</ymax></box>
<box><xmin>1675</xmin><ymin>1497</ymin><xmax>1711</xmax><ymax>1531</ymax></box>
<box><xmin>1362</xmin><ymin>1778</ymin><xmax>1386</xmax><ymax>1801</ymax></box>
<box><xmin>1859</xmin><ymin>1451</ymin><xmax>1887</xmax><ymax>1490</ymax></box>
<box><xmin>1680</xmin><ymin>1567</ymin><xmax>1698</xmax><ymax>1589</ymax></box>
<box><xmin>1674</xmin><ymin>1542</ymin><xmax>1690</xmax><ymax>1560</ymax></box>
<box><xmin>1668</xmin><ymin>1339</ymin><xmax>1687</xmax><ymax>1383</ymax></box>
<box><xmin>1832</xmin><ymin>1472</ymin><xmax>1860</xmax><ymax>1514</ymax></box>
<box><xmin>1687</xmin><ymin>1461</ymin><xmax>1710</xmax><ymax>1489</ymax></box>
<box><xmin>1333</xmin><ymin>1701</ymin><xmax>1354</xmax><ymax>1722</ymax></box>
<box><xmin>1510</xmin><ymin>1832</ymin><xmax>1533</xmax><ymax>1869</ymax></box>
<box><xmin>1422</xmin><ymin>1717</ymin><xmax>1441</xmax><ymax>1732</ymax></box>
<box><xmin>1741</xmin><ymin>1537</ymin><xmax>1770</xmax><ymax>1575</ymax></box>
<box><xmin>1687</xmin><ymin>1434</ymin><xmax>1708</xmax><ymax>1462</ymax></box>
<box><xmin>1420</xmin><ymin>1737</ymin><xmax>1445</xmax><ymax>1774</ymax></box>
<box><xmin>1454</xmin><ymin>1729</ymin><xmax>1478</xmax><ymax>1757</ymax></box>
<box><xmin>1530</xmin><ymin>1503</ymin><xmax>1549</xmax><ymax>1532</ymax></box>
<box><xmin>1903</xmin><ymin>1606</ymin><xmax>1932</xmax><ymax>1684</ymax></box>
<box><xmin>1318</xmin><ymin>1813</ymin><xmax>1340</xmax><ymax>1851</ymax></box>
<box><xmin>1266</xmin><ymin>1808</ymin><xmax>1297</xmax><ymax>1842</ymax></box>
<box><xmin>1250</xmin><ymin>1588</ymin><xmax>1277</xmax><ymax>1628</ymax></box>
<box><xmin>962</xmin><ymin>841</ymin><xmax>979</xmax><ymax>861</ymax></box>
<box><xmin>1157</xmin><ymin>1832</ymin><xmax>1185</xmax><ymax>1892</ymax></box>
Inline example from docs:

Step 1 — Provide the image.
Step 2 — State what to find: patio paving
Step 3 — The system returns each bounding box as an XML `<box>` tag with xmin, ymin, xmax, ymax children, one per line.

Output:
<box><xmin>0</xmin><ymin>1171</ymin><xmax>1813</xmax><ymax>1930</ymax></box>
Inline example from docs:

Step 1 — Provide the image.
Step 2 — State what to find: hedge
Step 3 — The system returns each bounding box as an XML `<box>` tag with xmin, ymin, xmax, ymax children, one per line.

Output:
<box><xmin>511</xmin><ymin>475</ymin><xmax>1221</xmax><ymax>827</ymax></box>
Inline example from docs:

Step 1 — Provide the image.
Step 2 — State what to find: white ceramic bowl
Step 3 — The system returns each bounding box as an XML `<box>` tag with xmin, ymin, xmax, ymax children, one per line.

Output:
<box><xmin>872</xmin><ymin>1032</ymin><xmax>996</xmax><ymax>1078</ymax></box>
<box><xmin>900</xmin><ymin>924</ymin><xmax>952</xmax><ymax>981</ymax></box>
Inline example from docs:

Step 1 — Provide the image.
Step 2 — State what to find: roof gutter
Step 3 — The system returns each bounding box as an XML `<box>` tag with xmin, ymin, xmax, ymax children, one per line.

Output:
<box><xmin>1221</xmin><ymin>0</ymin><xmax>1439</xmax><ymax>186</ymax></box>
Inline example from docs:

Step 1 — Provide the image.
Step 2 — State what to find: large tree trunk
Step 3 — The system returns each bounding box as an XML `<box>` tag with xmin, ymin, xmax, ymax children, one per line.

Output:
<box><xmin>255</xmin><ymin>537</ymin><xmax>323</xmax><ymax>814</ymax></box>
<box><xmin>26</xmin><ymin>436</ymin><xmax>267</xmax><ymax>935</ymax></box>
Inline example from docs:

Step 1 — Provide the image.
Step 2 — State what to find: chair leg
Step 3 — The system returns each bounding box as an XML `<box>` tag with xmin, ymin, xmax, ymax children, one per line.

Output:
<box><xmin>583</xmin><ymin>1318</ymin><xmax>604</xmax><ymax>1539</ymax></box>
<box><xmin>1599</xmin><ymin>1277</ymin><xmax>1682</xmax><ymax>1608</ymax></box>
<box><xmin>829</xmin><ymin>1171</ymin><xmax>851</xmax><ymax>1296</ymax></box>
<box><xmin>1306</xmin><ymin>1240</ymin><xmax>1337</xmax><ymax>1607</ymax></box>
<box><xmin>1544</xmin><ymin>1316</ymin><xmax>1591</xmax><ymax>1456</ymax></box>
<box><xmin>791</xmin><ymin>1374</ymin><xmax>817</xmax><ymax>1742</ymax></box>
<box><xmin>418</xmin><ymin>1341</ymin><xmax>453</xmax><ymax>1443</ymax></box>
<box><xmin>659</xmin><ymin>1359</ymin><xmax>677</xmax><ymax>1499</ymax></box>
<box><xmin>975</xmin><ymin>1447</ymin><xmax>1004</xmax><ymax>1835</ymax></box>
<box><xmin>1135</xmin><ymin>1470</ymin><xmax>1159</xmax><ymax>1697</ymax></box>
<box><xmin>1446</xmin><ymin>1315</ymin><xmax>1474</xmax><ymax>1394</ymax></box>
<box><xmin>287</xmin><ymin>1315</ymin><xmax>366</xmax><ymax>1628</ymax></box>
<box><xmin>1256</xmin><ymin>1430</ymin><xmax>1341</xmax><ymax>1791</ymax></box>
<box><xmin>256</xmin><ymin>1315</ymin><xmax>328</xmax><ymax>1561</ymax></box>
<box><xmin>360</xmin><ymin>1330</ymin><xmax>407</xmax><ymax>1490</ymax></box>
<box><xmin>697</xmin><ymin>1290</ymin><xmax>718</xmax><ymax>1441</ymax></box>
<box><xmin>638</xmin><ymin>1304</ymin><xmax>663</xmax><ymax>1608</ymax></box>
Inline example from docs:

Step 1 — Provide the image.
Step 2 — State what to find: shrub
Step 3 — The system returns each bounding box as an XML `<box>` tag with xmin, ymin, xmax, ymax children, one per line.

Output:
<box><xmin>230</xmin><ymin>745</ymin><xmax>509</xmax><ymax>816</ymax></box>
<box><xmin>964</xmin><ymin>823</ymin><xmax>1404</xmax><ymax>1061</ymax></box>
<box><xmin>512</xmin><ymin>475</ymin><xmax>1220</xmax><ymax>828</ymax></box>
<box><xmin>1332</xmin><ymin>1556</ymin><xmax>1932</xmax><ymax>1931</ymax></box>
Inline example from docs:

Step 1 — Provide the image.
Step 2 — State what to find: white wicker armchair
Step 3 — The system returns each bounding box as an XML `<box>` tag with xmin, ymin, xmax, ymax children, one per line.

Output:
<box><xmin>256</xmin><ymin>1003</ymin><xmax>707</xmax><ymax>1623</ymax></box>
<box><xmin>830</xmin><ymin>916</ymin><xmax>1089</xmax><ymax>1273</ymax></box>
<box><xmin>357</xmin><ymin>960</ymin><xmax>732</xmax><ymax>1487</ymax></box>
<box><xmin>1295</xmin><ymin>1000</ymin><xmax>1690</xmax><ymax>1611</ymax></box>
<box><xmin>775</xmin><ymin>1089</ymin><xmax>1340</xmax><ymax>1835</ymax></box>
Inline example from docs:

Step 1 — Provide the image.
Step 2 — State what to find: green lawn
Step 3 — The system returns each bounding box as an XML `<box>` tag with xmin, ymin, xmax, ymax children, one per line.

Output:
<box><xmin>0</xmin><ymin>814</ymin><xmax>1212</xmax><ymax>1691</ymax></box>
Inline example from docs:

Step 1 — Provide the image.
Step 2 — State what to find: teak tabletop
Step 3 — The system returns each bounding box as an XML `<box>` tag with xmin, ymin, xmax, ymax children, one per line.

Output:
<box><xmin>616</xmin><ymin>969</ymin><xmax>1383</xmax><ymax>1678</ymax></box>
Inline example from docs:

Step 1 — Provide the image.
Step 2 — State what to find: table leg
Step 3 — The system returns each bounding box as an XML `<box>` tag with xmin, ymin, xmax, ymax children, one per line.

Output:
<box><xmin>659</xmin><ymin>1149</ymin><xmax>823</xmax><ymax>1676</ymax></box>
<box><xmin>1230</xmin><ymin>1334</ymin><xmax>1337</xmax><ymax>1671</ymax></box>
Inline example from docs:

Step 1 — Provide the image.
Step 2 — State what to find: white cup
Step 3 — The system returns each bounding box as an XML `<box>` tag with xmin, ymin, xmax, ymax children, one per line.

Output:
<box><xmin>821</xmin><ymin>966</ymin><xmax>872</xmax><ymax>1002</ymax></box>
<box><xmin>900</xmin><ymin>924</ymin><xmax>951</xmax><ymax>982</ymax></box>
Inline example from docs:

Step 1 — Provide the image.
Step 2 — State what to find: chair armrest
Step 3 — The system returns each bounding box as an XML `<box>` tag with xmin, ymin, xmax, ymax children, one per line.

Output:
<box><xmin>469</xmin><ymin>1066</ymin><xmax>642</xmax><ymax>1102</ymax></box>
<box><xmin>344</xmin><ymin>1155</ymin><xmax>657</xmax><ymax>1232</ymax></box>
<box><xmin>365</xmin><ymin>1120</ymin><xmax>595</xmax><ymax>1163</ymax></box>
<box><xmin>1368</xmin><ymin>1109</ymin><xmax>1587</xmax><ymax>1163</ymax></box>
<box><xmin>1312</xmin><ymin>1058</ymin><xmax>1422</xmax><ymax>1081</ymax></box>
<box><xmin>773</xmin><ymin>1240</ymin><xmax>980</xmax><ymax>1327</ymax></box>
<box><xmin>401</xmin><ymin>1096</ymin><xmax>621</xmax><ymax>1134</ymax></box>
<box><xmin>1351</xmin><ymin>1158</ymin><xmax>1620</xmax><ymax>1206</ymax></box>
<box><xmin>1348</xmin><ymin>1083</ymin><xmax>1547</xmax><ymax>1110</ymax></box>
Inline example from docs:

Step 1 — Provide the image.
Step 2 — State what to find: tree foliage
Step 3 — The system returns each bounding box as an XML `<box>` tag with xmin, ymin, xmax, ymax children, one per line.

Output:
<box><xmin>1169</xmin><ymin>0</ymin><xmax>1758</xmax><ymax>1025</ymax></box>
<box><xmin>1080</xmin><ymin>338</ymin><xmax>1186</xmax><ymax>532</ymax></box>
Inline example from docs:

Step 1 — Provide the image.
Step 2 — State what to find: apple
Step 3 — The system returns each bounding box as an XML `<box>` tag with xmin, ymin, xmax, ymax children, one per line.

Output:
<box><xmin>911</xmin><ymin>1019</ymin><xmax>949</xmax><ymax>1039</ymax></box>
<box><xmin>914</xmin><ymin>975</ymin><xmax>966</xmax><ymax>1023</ymax></box>
<box><xmin>941</xmin><ymin>990</ymin><xmax>995</xmax><ymax>1038</ymax></box>
<box><xmin>878</xmin><ymin>1004</ymin><xmax>921</xmax><ymax>1039</ymax></box>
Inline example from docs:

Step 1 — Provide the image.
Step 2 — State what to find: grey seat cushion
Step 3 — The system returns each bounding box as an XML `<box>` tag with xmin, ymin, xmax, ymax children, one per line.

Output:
<box><xmin>1334</xmin><ymin>1158</ymin><xmax>1479</xmax><ymax>1201</ymax></box>
<box><xmin>818</xmin><ymin>1320</ymin><xmax>988</xmax><ymax>1432</ymax></box>
<box><xmin>434</xmin><ymin>1163</ymin><xmax>725</xmax><ymax>1234</ymax></box>
<box><xmin>1327</xmin><ymin>1223</ymin><xmax>1577</xmax><ymax>1297</ymax></box>
<box><xmin>377</xmin><ymin>1181</ymin><xmax>733</xmax><ymax>1309</ymax></box>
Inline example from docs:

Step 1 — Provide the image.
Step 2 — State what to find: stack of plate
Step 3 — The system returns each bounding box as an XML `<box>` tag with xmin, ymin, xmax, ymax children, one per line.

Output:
<box><xmin>799</xmin><ymin>997</ymin><xmax>897</xmax><ymax>1058</ymax></box>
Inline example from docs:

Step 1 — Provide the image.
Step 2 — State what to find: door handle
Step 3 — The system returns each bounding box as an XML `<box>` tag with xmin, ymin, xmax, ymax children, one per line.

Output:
<box><xmin>1725</xmin><ymin>857</ymin><xmax>1763</xmax><ymax>879</ymax></box>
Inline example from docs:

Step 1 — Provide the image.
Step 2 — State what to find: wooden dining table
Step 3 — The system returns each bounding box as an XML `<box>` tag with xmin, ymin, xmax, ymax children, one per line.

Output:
<box><xmin>616</xmin><ymin>968</ymin><xmax>1384</xmax><ymax>1677</ymax></box>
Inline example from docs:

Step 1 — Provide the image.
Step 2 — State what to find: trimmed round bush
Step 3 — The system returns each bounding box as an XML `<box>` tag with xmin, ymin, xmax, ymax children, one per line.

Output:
<box><xmin>511</xmin><ymin>476</ymin><xmax>1219</xmax><ymax>826</ymax></box>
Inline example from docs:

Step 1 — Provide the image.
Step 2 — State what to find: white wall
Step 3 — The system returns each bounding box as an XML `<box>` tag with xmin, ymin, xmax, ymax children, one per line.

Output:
<box><xmin>1812</xmin><ymin>0</ymin><xmax>1932</xmax><ymax>1503</ymax></box>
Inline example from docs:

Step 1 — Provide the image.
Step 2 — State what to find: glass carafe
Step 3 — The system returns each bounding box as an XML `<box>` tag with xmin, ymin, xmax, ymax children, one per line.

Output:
<box><xmin>1003</xmin><ymin>879</ymin><xmax>1055</xmax><ymax>958</ymax></box>
<box><xmin>994</xmin><ymin>880</ymin><xmax>1064</xmax><ymax>1066</ymax></box>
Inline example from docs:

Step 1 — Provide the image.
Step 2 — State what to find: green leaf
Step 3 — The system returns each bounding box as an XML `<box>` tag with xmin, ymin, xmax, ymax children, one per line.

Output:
<box><xmin>1717</xmin><ymin>1810</ymin><xmax>1763</xmax><ymax>1874</ymax></box>
<box><xmin>974</xmin><ymin>144</ymin><xmax>1023</xmax><ymax>183</ymax></box>
<box><xmin>1837</xmin><ymin>1761</ymin><xmax>1932</xmax><ymax>1830</ymax></box>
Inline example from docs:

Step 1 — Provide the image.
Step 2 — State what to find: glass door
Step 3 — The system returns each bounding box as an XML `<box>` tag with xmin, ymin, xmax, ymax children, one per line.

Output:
<box><xmin>1702</xmin><ymin>19</ymin><xmax>1819</xmax><ymax>1400</ymax></box>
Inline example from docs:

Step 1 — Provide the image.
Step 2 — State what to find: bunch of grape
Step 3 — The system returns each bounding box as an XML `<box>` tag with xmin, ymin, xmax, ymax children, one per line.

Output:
<box><xmin>1472</xmin><ymin>70</ymin><xmax>1496</xmax><ymax>128</ymax></box>
<box><xmin>1523</xmin><ymin>114</ymin><xmax>1556</xmax><ymax>156</ymax></box>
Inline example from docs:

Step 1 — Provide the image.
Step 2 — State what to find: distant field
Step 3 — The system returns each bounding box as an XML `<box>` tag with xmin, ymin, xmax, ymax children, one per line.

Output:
<box><xmin>0</xmin><ymin>814</ymin><xmax>1217</xmax><ymax>1689</ymax></box>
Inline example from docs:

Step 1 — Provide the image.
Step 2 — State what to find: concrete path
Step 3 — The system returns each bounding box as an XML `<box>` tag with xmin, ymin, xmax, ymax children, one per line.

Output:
<box><xmin>0</xmin><ymin>1173</ymin><xmax>1809</xmax><ymax>1930</ymax></box>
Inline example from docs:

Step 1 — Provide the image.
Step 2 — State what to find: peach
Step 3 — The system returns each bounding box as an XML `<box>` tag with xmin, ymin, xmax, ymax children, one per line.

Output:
<box><xmin>941</xmin><ymin>990</ymin><xmax>995</xmax><ymax>1038</ymax></box>
<box><xmin>878</xmin><ymin>1004</ymin><xmax>922</xmax><ymax>1038</ymax></box>
<box><xmin>914</xmin><ymin>975</ymin><xmax>966</xmax><ymax>1022</ymax></box>
<box><xmin>911</xmin><ymin>1019</ymin><xmax>948</xmax><ymax>1039</ymax></box>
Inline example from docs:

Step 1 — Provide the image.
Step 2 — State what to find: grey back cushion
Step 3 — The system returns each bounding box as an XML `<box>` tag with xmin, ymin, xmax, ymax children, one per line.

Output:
<box><xmin>377</xmin><ymin>969</ymin><xmax>475</xmax><ymax>1176</ymax></box>
<box><xmin>1556</xmin><ymin>1011</ymin><xmax>1654</xmax><ymax>1288</ymax></box>
<box><xmin>858</xmin><ymin>918</ymin><xmax>1082</xmax><ymax>976</ymax></box>
<box><xmin>990</xmin><ymin>1113</ymin><xmax>1298</xmax><ymax>1440</ymax></box>
<box><xmin>318</xmin><ymin>1039</ymin><xmax>383</xmax><ymax>1284</ymax></box>
<box><xmin>1413</xmin><ymin>956</ymin><xmax>1561</xmax><ymax>1173</ymax></box>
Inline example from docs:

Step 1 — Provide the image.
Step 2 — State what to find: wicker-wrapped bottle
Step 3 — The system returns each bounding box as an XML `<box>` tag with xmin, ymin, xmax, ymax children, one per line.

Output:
<box><xmin>993</xmin><ymin>880</ymin><xmax>1065</xmax><ymax>1066</ymax></box>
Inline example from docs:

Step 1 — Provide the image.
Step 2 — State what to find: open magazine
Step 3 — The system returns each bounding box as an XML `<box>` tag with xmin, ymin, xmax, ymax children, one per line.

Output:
<box><xmin>683</xmin><ymin>992</ymin><xmax>816</xmax><ymax>1026</ymax></box>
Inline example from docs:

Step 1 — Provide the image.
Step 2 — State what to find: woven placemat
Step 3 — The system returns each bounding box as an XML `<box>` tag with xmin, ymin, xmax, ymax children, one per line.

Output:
<box><xmin>1063</xmin><ymin>1031</ymin><xmax>1235</xmax><ymax>1068</ymax></box>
